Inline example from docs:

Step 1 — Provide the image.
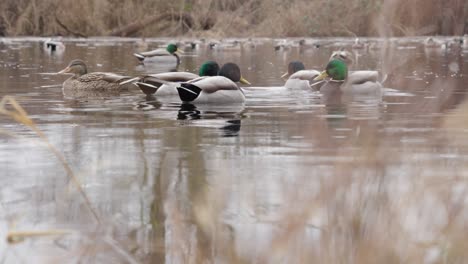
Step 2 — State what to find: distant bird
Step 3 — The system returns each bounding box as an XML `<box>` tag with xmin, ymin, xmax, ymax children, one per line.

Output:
<box><xmin>424</xmin><ymin>37</ymin><xmax>446</xmax><ymax>50</ymax></box>
<box><xmin>208</xmin><ymin>40</ymin><xmax>241</xmax><ymax>51</ymax></box>
<box><xmin>281</xmin><ymin>61</ymin><xmax>322</xmax><ymax>90</ymax></box>
<box><xmin>133</xmin><ymin>43</ymin><xmax>184</xmax><ymax>65</ymax></box>
<box><xmin>329</xmin><ymin>50</ymin><xmax>354</xmax><ymax>67</ymax></box>
<box><xmin>352</xmin><ymin>38</ymin><xmax>367</xmax><ymax>50</ymax></box>
<box><xmin>131</xmin><ymin>61</ymin><xmax>220</xmax><ymax>96</ymax></box>
<box><xmin>43</xmin><ymin>38</ymin><xmax>65</xmax><ymax>54</ymax></box>
<box><xmin>58</xmin><ymin>59</ymin><xmax>131</xmax><ymax>98</ymax></box>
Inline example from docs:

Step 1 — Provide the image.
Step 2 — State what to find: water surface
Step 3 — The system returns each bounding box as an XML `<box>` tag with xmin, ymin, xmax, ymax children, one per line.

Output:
<box><xmin>1</xmin><ymin>37</ymin><xmax>468</xmax><ymax>263</ymax></box>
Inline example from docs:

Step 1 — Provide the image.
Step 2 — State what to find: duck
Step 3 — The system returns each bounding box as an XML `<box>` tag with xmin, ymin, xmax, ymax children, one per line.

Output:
<box><xmin>352</xmin><ymin>38</ymin><xmax>367</xmax><ymax>50</ymax></box>
<box><xmin>314</xmin><ymin>59</ymin><xmax>382</xmax><ymax>96</ymax></box>
<box><xmin>329</xmin><ymin>50</ymin><xmax>354</xmax><ymax>67</ymax></box>
<box><xmin>43</xmin><ymin>38</ymin><xmax>65</xmax><ymax>55</ymax></box>
<box><xmin>132</xmin><ymin>61</ymin><xmax>220</xmax><ymax>95</ymax></box>
<box><xmin>281</xmin><ymin>61</ymin><xmax>321</xmax><ymax>90</ymax></box>
<box><xmin>176</xmin><ymin>63</ymin><xmax>250</xmax><ymax>103</ymax></box>
<box><xmin>424</xmin><ymin>37</ymin><xmax>446</xmax><ymax>50</ymax></box>
<box><xmin>58</xmin><ymin>59</ymin><xmax>131</xmax><ymax>98</ymax></box>
<box><xmin>133</xmin><ymin>43</ymin><xmax>184</xmax><ymax>65</ymax></box>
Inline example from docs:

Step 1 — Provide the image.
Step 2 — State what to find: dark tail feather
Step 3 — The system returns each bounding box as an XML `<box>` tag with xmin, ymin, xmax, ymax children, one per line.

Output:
<box><xmin>177</xmin><ymin>83</ymin><xmax>202</xmax><ymax>102</ymax></box>
<box><xmin>136</xmin><ymin>82</ymin><xmax>159</xmax><ymax>95</ymax></box>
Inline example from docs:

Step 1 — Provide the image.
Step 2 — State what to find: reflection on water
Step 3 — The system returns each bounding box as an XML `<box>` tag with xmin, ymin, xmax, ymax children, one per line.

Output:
<box><xmin>1</xmin><ymin>37</ymin><xmax>468</xmax><ymax>263</ymax></box>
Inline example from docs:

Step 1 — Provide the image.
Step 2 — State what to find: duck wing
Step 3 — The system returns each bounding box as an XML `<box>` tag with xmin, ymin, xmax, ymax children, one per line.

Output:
<box><xmin>135</xmin><ymin>72</ymin><xmax>200</xmax><ymax>94</ymax></box>
<box><xmin>77</xmin><ymin>72</ymin><xmax>130</xmax><ymax>83</ymax></box>
<box><xmin>347</xmin><ymin>71</ymin><xmax>379</xmax><ymax>85</ymax></box>
<box><xmin>187</xmin><ymin>76</ymin><xmax>239</xmax><ymax>93</ymax></box>
<box><xmin>134</xmin><ymin>48</ymin><xmax>170</xmax><ymax>60</ymax></box>
<box><xmin>289</xmin><ymin>70</ymin><xmax>321</xmax><ymax>82</ymax></box>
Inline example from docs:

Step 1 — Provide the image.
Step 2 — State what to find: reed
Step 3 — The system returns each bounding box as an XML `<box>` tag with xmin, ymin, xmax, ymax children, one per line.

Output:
<box><xmin>0</xmin><ymin>0</ymin><xmax>465</xmax><ymax>37</ymax></box>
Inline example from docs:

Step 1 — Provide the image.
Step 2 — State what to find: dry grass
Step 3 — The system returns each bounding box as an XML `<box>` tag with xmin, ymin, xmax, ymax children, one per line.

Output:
<box><xmin>0</xmin><ymin>0</ymin><xmax>466</xmax><ymax>37</ymax></box>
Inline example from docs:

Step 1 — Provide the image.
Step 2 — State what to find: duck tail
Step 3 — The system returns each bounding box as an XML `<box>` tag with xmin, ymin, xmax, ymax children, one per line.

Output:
<box><xmin>135</xmin><ymin>77</ymin><xmax>172</xmax><ymax>95</ymax></box>
<box><xmin>133</xmin><ymin>53</ymin><xmax>145</xmax><ymax>61</ymax></box>
<box><xmin>177</xmin><ymin>83</ymin><xmax>202</xmax><ymax>102</ymax></box>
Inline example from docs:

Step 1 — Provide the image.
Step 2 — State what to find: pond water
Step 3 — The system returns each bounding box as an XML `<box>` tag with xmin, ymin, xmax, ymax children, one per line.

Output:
<box><xmin>1</xmin><ymin>37</ymin><xmax>468</xmax><ymax>263</ymax></box>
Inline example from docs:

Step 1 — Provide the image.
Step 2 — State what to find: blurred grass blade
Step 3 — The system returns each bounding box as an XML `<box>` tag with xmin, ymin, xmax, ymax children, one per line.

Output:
<box><xmin>0</xmin><ymin>96</ymin><xmax>101</xmax><ymax>224</ymax></box>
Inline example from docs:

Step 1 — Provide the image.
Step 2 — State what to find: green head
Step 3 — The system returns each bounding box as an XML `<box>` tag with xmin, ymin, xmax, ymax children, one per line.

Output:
<box><xmin>166</xmin><ymin>43</ymin><xmax>178</xmax><ymax>54</ymax></box>
<box><xmin>199</xmin><ymin>61</ymin><xmax>220</xmax><ymax>77</ymax></box>
<box><xmin>314</xmin><ymin>59</ymin><xmax>348</xmax><ymax>81</ymax></box>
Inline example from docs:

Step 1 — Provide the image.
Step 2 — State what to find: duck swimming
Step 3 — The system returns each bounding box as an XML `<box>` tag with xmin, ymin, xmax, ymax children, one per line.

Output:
<box><xmin>314</xmin><ymin>59</ymin><xmax>382</xmax><ymax>96</ymax></box>
<box><xmin>58</xmin><ymin>59</ymin><xmax>131</xmax><ymax>97</ymax></box>
<box><xmin>281</xmin><ymin>61</ymin><xmax>321</xmax><ymax>89</ymax></box>
<box><xmin>176</xmin><ymin>63</ymin><xmax>250</xmax><ymax>103</ymax></box>
<box><xmin>133</xmin><ymin>43</ymin><xmax>184</xmax><ymax>65</ymax></box>
<box><xmin>133</xmin><ymin>61</ymin><xmax>220</xmax><ymax>95</ymax></box>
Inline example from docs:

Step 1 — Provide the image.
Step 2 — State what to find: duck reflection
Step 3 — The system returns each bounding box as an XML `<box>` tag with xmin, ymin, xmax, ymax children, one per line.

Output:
<box><xmin>177</xmin><ymin>103</ymin><xmax>244</xmax><ymax>137</ymax></box>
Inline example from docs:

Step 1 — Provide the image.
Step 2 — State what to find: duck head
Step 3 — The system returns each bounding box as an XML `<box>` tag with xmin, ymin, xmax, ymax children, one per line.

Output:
<box><xmin>330</xmin><ymin>50</ymin><xmax>354</xmax><ymax>67</ymax></box>
<box><xmin>199</xmin><ymin>61</ymin><xmax>220</xmax><ymax>77</ymax></box>
<box><xmin>166</xmin><ymin>43</ymin><xmax>184</xmax><ymax>55</ymax></box>
<box><xmin>281</xmin><ymin>61</ymin><xmax>305</xmax><ymax>78</ymax></box>
<box><xmin>314</xmin><ymin>59</ymin><xmax>348</xmax><ymax>81</ymax></box>
<box><xmin>218</xmin><ymin>63</ymin><xmax>250</xmax><ymax>84</ymax></box>
<box><xmin>58</xmin><ymin>59</ymin><xmax>87</xmax><ymax>77</ymax></box>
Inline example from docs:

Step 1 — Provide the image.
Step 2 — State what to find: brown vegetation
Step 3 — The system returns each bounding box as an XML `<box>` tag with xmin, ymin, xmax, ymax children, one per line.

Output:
<box><xmin>0</xmin><ymin>0</ymin><xmax>466</xmax><ymax>37</ymax></box>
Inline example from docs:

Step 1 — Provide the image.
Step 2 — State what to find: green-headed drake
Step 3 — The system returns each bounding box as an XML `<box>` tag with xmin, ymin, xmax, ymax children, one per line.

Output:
<box><xmin>281</xmin><ymin>61</ymin><xmax>322</xmax><ymax>90</ymax></box>
<box><xmin>133</xmin><ymin>61</ymin><xmax>220</xmax><ymax>96</ymax></box>
<box><xmin>58</xmin><ymin>59</ymin><xmax>131</xmax><ymax>98</ymax></box>
<box><xmin>314</xmin><ymin>59</ymin><xmax>382</xmax><ymax>95</ymax></box>
<box><xmin>133</xmin><ymin>43</ymin><xmax>184</xmax><ymax>65</ymax></box>
<box><xmin>176</xmin><ymin>63</ymin><xmax>250</xmax><ymax>103</ymax></box>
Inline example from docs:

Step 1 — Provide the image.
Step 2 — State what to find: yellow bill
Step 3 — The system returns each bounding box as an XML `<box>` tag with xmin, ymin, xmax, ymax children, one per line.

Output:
<box><xmin>175</xmin><ymin>49</ymin><xmax>185</xmax><ymax>54</ymax></box>
<box><xmin>239</xmin><ymin>76</ymin><xmax>251</xmax><ymax>85</ymax></box>
<box><xmin>313</xmin><ymin>71</ymin><xmax>328</xmax><ymax>81</ymax></box>
<box><xmin>280</xmin><ymin>72</ymin><xmax>289</xmax><ymax>79</ymax></box>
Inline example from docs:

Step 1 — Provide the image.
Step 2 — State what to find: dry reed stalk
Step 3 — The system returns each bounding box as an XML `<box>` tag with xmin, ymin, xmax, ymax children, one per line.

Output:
<box><xmin>0</xmin><ymin>96</ymin><xmax>101</xmax><ymax>224</ymax></box>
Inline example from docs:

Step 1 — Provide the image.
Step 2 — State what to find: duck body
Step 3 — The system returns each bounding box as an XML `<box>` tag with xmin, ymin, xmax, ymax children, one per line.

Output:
<box><xmin>178</xmin><ymin>76</ymin><xmax>246</xmax><ymax>103</ymax></box>
<box><xmin>133</xmin><ymin>43</ymin><xmax>183</xmax><ymax>65</ymax></box>
<box><xmin>59</xmin><ymin>59</ymin><xmax>130</xmax><ymax>98</ymax></box>
<box><xmin>133</xmin><ymin>61</ymin><xmax>220</xmax><ymax>96</ymax></box>
<box><xmin>315</xmin><ymin>59</ymin><xmax>382</xmax><ymax>96</ymax></box>
<box><xmin>285</xmin><ymin>70</ymin><xmax>321</xmax><ymax>89</ymax></box>
<box><xmin>174</xmin><ymin>63</ymin><xmax>249</xmax><ymax>104</ymax></box>
<box><xmin>282</xmin><ymin>61</ymin><xmax>322</xmax><ymax>90</ymax></box>
<box><xmin>43</xmin><ymin>38</ymin><xmax>65</xmax><ymax>54</ymax></box>
<box><xmin>136</xmin><ymin>72</ymin><xmax>200</xmax><ymax>95</ymax></box>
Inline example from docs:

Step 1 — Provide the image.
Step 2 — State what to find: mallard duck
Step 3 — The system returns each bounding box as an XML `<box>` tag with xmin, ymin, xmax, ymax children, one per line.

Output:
<box><xmin>314</xmin><ymin>59</ymin><xmax>382</xmax><ymax>95</ymax></box>
<box><xmin>58</xmin><ymin>59</ymin><xmax>131</xmax><ymax>97</ymax></box>
<box><xmin>281</xmin><ymin>61</ymin><xmax>321</xmax><ymax>89</ymax></box>
<box><xmin>209</xmin><ymin>40</ymin><xmax>241</xmax><ymax>51</ymax></box>
<box><xmin>329</xmin><ymin>50</ymin><xmax>354</xmax><ymax>67</ymax></box>
<box><xmin>133</xmin><ymin>61</ymin><xmax>220</xmax><ymax>95</ymax></box>
<box><xmin>424</xmin><ymin>37</ymin><xmax>446</xmax><ymax>50</ymax></box>
<box><xmin>43</xmin><ymin>38</ymin><xmax>65</xmax><ymax>54</ymax></box>
<box><xmin>133</xmin><ymin>43</ymin><xmax>184</xmax><ymax>64</ymax></box>
<box><xmin>176</xmin><ymin>63</ymin><xmax>250</xmax><ymax>103</ymax></box>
